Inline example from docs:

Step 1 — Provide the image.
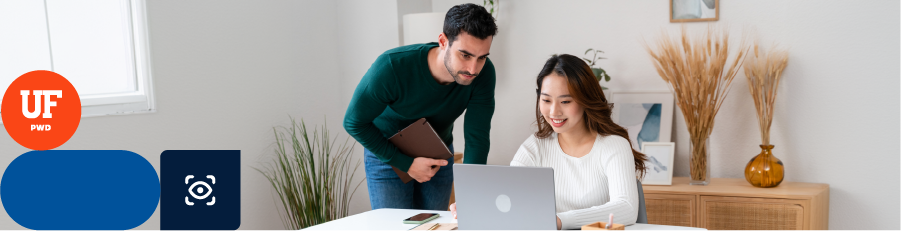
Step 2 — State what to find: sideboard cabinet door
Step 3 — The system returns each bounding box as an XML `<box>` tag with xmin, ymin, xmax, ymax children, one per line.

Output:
<box><xmin>645</xmin><ymin>193</ymin><xmax>697</xmax><ymax>227</ymax></box>
<box><xmin>700</xmin><ymin>196</ymin><xmax>808</xmax><ymax>230</ymax></box>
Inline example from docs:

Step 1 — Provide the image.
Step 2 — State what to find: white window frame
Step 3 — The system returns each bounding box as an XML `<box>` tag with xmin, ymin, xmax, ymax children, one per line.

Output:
<box><xmin>79</xmin><ymin>0</ymin><xmax>155</xmax><ymax>117</ymax></box>
<box><xmin>0</xmin><ymin>0</ymin><xmax>156</xmax><ymax>118</ymax></box>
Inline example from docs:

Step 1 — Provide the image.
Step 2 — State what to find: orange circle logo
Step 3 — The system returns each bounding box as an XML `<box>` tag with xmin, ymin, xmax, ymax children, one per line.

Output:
<box><xmin>2</xmin><ymin>70</ymin><xmax>81</xmax><ymax>150</ymax></box>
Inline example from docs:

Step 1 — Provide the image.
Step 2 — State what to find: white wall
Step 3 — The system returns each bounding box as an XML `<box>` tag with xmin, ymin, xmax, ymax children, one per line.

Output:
<box><xmin>336</xmin><ymin>0</ymin><xmax>402</xmax><ymax>217</ymax></box>
<box><xmin>0</xmin><ymin>0</ymin><xmax>345</xmax><ymax>229</ymax></box>
<box><xmin>430</xmin><ymin>0</ymin><xmax>899</xmax><ymax>229</ymax></box>
<box><xmin>397</xmin><ymin>0</ymin><xmax>433</xmax><ymax>46</ymax></box>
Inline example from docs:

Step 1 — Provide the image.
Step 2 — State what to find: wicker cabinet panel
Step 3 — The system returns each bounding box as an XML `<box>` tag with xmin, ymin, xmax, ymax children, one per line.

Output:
<box><xmin>644</xmin><ymin>194</ymin><xmax>696</xmax><ymax>227</ymax></box>
<box><xmin>700</xmin><ymin>196</ymin><xmax>807</xmax><ymax>230</ymax></box>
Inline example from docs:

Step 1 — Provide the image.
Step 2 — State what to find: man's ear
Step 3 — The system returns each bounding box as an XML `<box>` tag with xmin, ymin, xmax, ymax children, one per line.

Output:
<box><xmin>438</xmin><ymin>33</ymin><xmax>448</xmax><ymax>50</ymax></box>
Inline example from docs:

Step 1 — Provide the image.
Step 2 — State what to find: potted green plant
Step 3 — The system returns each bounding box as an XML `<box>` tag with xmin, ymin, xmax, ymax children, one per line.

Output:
<box><xmin>255</xmin><ymin>117</ymin><xmax>364</xmax><ymax>229</ymax></box>
<box><xmin>583</xmin><ymin>48</ymin><xmax>612</xmax><ymax>90</ymax></box>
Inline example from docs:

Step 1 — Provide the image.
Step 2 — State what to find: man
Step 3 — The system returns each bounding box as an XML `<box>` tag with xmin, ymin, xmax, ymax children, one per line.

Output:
<box><xmin>343</xmin><ymin>3</ymin><xmax>497</xmax><ymax>211</ymax></box>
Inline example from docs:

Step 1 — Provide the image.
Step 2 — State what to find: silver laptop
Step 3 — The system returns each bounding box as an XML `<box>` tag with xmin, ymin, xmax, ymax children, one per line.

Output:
<box><xmin>453</xmin><ymin>164</ymin><xmax>557</xmax><ymax>230</ymax></box>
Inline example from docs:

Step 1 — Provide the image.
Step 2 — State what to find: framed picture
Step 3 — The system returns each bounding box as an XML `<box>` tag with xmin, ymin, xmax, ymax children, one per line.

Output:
<box><xmin>670</xmin><ymin>0</ymin><xmax>719</xmax><ymax>22</ymax></box>
<box><xmin>609</xmin><ymin>91</ymin><xmax>674</xmax><ymax>152</ymax></box>
<box><xmin>640</xmin><ymin>142</ymin><xmax>675</xmax><ymax>185</ymax></box>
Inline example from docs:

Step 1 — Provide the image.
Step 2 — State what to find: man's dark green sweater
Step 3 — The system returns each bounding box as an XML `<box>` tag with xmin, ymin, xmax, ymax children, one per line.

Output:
<box><xmin>343</xmin><ymin>43</ymin><xmax>495</xmax><ymax>172</ymax></box>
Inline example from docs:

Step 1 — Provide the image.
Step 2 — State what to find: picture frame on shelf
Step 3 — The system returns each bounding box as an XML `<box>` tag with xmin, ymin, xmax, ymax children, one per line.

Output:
<box><xmin>640</xmin><ymin>142</ymin><xmax>675</xmax><ymax>185</ymax></box>
<box><xmin>670</xmin><ymin>0</ymin><xmax>719</xmax><ymax>22</ymax></box>
<box><xmin>609</xmin><ymin>91</ymin><xmax>674</xmax><ymax>151</ymax></box>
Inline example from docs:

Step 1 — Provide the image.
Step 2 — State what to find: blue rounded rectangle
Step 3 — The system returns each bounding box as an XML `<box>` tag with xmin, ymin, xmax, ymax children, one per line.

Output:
<box><xmin>2</xmin><ymin>150</ymin><xmax>160</xmax><ymax>230</ymax></box>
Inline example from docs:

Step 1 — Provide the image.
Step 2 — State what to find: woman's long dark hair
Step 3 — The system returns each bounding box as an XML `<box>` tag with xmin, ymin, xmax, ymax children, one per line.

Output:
<box><xmin>534</xmin><ymin>54</ymin><xmax>648</xmax><ymax>179</ymax></box>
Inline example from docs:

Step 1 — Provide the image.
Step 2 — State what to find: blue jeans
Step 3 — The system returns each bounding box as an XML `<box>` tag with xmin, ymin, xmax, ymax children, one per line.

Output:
<box><xmin>364</xmin><ymin>145</ymin><xmax>454</xmax><ymax>211</ymax></box>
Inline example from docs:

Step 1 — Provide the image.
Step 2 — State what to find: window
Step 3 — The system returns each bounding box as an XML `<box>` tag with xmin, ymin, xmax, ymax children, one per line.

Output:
<box><xmin>0</xmin><ymin>0</ymin><xmax>154</xmax><ymax>117</ymax></box>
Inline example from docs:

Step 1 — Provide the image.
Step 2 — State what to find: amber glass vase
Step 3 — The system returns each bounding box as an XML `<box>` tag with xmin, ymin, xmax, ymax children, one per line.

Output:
<box><xmin>744</xmin><ymin>144</ymin><xmax>784</xmax><ymax>187</ymax></box>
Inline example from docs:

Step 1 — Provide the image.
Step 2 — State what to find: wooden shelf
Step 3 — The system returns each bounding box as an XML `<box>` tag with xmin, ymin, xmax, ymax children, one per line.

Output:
<box><xmin>642</xmin><ymin>177</ymin><xmax>829</xmax><ymax>230</ymax></box>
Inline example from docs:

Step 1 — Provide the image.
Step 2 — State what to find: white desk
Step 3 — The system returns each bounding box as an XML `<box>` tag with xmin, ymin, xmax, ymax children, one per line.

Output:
<box><xmin>304</xmin><ymin>209</ymin><xmax>705</xmax><ymax>230</ymax></box>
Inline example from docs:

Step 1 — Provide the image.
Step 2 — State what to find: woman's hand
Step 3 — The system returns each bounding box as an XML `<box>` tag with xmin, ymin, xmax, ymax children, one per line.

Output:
<box><xmin>556</xmin><ymin>216</ymin><xmax>562</xmax><ymax>230</ymax></box>
<box><xmin>450</xmin><ymin>202</ymin><xmax>457</xmax><ymax>219</ymax></box>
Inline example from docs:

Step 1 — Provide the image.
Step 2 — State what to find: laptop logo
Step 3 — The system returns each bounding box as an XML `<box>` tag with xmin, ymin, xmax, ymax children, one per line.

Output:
<box><xmin>495</xmin><ymin>194</ymin><xmax>511</xmax><ymax>213</ymax></box>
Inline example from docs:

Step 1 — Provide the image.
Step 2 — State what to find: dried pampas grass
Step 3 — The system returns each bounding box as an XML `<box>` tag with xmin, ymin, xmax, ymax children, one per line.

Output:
<box><xmin>744</xmin><ymin>42</ymin><xmax>789</xmax><ymax>145</ymax></box>
<box><xmin>645</xmin><ymin>26</ymin><xmax>749</xmax><ymax>183</ymax></box>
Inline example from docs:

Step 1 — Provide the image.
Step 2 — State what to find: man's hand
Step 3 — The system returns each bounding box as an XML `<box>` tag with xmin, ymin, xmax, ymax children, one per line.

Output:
<box><xmin>408</xmin><ymin>157</ymin><xmax>447</xmax><ymax>183</ymax></box>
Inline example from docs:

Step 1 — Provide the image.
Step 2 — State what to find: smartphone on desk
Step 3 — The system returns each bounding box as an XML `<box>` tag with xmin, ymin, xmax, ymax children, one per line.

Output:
<box><xmin>403</xmin><ymin>213</ymin><xmax>439</xmax><ymax>224</ymax></box>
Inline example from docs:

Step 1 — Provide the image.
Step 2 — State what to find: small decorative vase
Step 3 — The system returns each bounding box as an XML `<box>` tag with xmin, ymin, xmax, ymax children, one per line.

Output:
<box><xmin>744</xmin><ymin>144</ymin><xmax>784</xmax><ymax>187</ymax></box>
<box><xmin>689</xmin><ymin>136</ymin><xmax>710</xmax><ymax>185</ymax></box>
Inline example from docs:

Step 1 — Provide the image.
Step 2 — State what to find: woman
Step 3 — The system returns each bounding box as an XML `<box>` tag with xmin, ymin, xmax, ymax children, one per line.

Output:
<box><xmin>451</xmin><ymin>54</ymin><xmax>648</xmax><ymax>229</ymax></box>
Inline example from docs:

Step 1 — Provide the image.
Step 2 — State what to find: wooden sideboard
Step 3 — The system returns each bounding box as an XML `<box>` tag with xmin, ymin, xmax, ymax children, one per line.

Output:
<box><xmin>642</xmin><ymin>177</ymin><xmax>829</xmax><ymax>230</ymax></box>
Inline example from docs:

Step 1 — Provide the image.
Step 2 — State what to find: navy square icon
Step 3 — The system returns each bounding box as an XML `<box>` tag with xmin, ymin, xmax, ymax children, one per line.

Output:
<box><xmin>161</xmin><ymin>150</ymin><xmax>240</xmax><ymax>230</ymax></box>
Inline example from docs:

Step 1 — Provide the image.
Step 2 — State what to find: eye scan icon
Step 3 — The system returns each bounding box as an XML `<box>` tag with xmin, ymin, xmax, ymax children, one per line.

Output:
<box><xmin>185</xmin><ymin>175</ymin><xmax>216</xmax><ymax>206</ymax></box>
<box><xmin>161</xmin><ymin>150</ymin><xmax>240</xmax><ymax>230</ymax></box>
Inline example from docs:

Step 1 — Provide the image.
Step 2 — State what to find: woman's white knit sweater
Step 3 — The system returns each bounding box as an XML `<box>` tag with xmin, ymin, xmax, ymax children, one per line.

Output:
<box><xmin>510</xmin><ymin>133</ymin><xmax>639</xmax><ymax>229</ymax></box>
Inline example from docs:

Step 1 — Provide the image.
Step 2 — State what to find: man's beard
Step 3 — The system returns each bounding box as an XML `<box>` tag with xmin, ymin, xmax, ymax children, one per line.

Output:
<box><xmin>444</xmin><ymin>51</ymin><xmax>477</xmax><ymax>85</ymax></box>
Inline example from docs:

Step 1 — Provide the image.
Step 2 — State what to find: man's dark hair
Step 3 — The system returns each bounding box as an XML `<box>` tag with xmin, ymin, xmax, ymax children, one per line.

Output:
<box><xmin>443</xmin><ymin>3</ymin><xmax>498</xmax><ymax>46</ymax></box>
